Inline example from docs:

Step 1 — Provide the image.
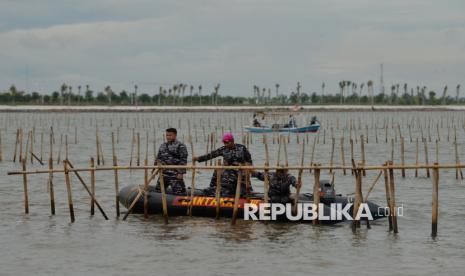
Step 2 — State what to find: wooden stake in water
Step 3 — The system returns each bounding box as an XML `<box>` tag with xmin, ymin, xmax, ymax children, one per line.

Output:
<box><xmin>415</xmin><ymin>138</ymin><xmax>419</xmax><ymax>177</ymax></box>
<box><xmin>383</xmin><ymin>163</ymin><xmax>393</xmax><ymax>231</ymax></box>
<box><xmin>90</xmin><ymin>157</ymin><xmax>96</xmax><ymax>215</ymax></box>
<box><xmin>423</xmin><ymin>138</ymin><xmax>430</xmax><ymax>178</ymax></box>
<box><xmin>215</xmin><ymin>159</ymin><xmax>222</xmax><ymax>219</ymax></box>
<box><xmin>112</xmin><ymin>132</ymin><xmax>120</xmax><ymax>217</ymax></box>
<box><xmin>454</xmin><ymin>141</ymin><xmax>463</xmax><ymax>179</ymax></box>
<box><xmin>231</xmin><ymin>170</ymin><xmax>242</xmax><ymax>225</ymax></box>
<box><xmin>388</xmin><ymin>161</ymin><xmax>398</xmax><ymax>233</ymax></box>
<box><xmin>143</xmin><ymin>159</ymin><xmax>149</xmax><ymax>219</ymax></box>
<box><xmin>188</xmin><ymin>130</ymin><xmax>196</xmax><ymax>216</ymax></box>
<box><xmin>340</xmin><ymin>137</ymin><xmax>346</xmax><ymax>175</ymax></box>
<box><xmin>47</xmin><ymin>132</ymin><xmax>55</xmax><ymax>215</ymax></box>
<box><xmin>158</xmin><ymin>167</ymin><xmax>169</xmax><ymax>224</ymax></box>
<box><xmin>432</xmin><ymin>162</ymin><xmax>439</xmax><ymax>237</ymax></box>
<box><xmin>22</xmin><ymin>159</ymin><xmax>29</xmax><ymax>214</ymax></box>
<box><xmin>263</xmin><ymin>134</ymin><xmax>270</xmax><ymax>204</ymax></box>
<box><xmin>293</xmin><ymin>141</ymin><xmax>306</xmax><ymax>214</ymax></box>
<box><xmin>63</xmin><ymin>160</ymin><xmax>75</xmax><ymax>223</ymax></box>
<box><xmin>312</xmin><ymin>166</ymin><xmax>321</xmax><ymax>225</ymax></box>
<box><xmin>329</xmin><ymin>137</ymin><xmax>335</xmax><ymax>174</ymax></box>
<box><xmin>400</xmin><ymin>137</ymin><xmax>406</xmax><ymax>177</ymax></box>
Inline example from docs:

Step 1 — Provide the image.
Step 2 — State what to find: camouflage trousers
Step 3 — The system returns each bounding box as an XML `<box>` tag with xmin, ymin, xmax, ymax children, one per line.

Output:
<box><xmin>203</xmin><ymin>169</ymin><xmax>252</xmax><ymax>197</ymax></box>
<box><xmin>155</xmin><ymin>174</ymin><xmax>186</xmax><ymax>195</ymax></box>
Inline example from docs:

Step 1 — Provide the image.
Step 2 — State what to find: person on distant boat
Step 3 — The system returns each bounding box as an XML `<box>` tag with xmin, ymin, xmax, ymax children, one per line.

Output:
<box><xmin>155</xmin><ymin>128</ymin><xmax>188</xmax><ymax>195</ymax></box>
<box><xmin>284</xmin><ymin>114</ymin><xmax>297</xmax><ymax>128</ymax></box>
<box><xmin>310</xmin><ymin>116</ymin><xmax>320</xmax><ymax>125</ymax></box>
<box><xmin>251</xmin><ymin>167</ymin><xmax>297</xmax><ymax>203</ymax></box>
<box><xmin>192</xmin><ymin>133</ymin><xmax>253</xmax><ymax>196</ymax></box>
<box><xmin>252</xmin><ymin>113</ymin><xmax>261</xmax><ymax>127</ymax></box>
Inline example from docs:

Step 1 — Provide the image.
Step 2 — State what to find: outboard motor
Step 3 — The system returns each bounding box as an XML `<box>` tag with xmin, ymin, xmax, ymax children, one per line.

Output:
<box><xmin>319</xmin><ymin>180</ymin><xmax>336</xmax><ymax>204</ymax></box>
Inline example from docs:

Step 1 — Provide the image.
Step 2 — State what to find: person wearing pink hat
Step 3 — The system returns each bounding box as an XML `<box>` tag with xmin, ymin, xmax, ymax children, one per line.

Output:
<box><xmin>192</xmin><ymin>132</ymin><xmax>253</xmax><ymax>196</ymax></box>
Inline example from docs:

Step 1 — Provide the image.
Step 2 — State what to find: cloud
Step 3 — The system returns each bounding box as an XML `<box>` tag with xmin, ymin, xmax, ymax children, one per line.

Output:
<box><xmin>0</xmin><ymin>0</ymin><xmax>464</xmax><ymax>96</ymax></box>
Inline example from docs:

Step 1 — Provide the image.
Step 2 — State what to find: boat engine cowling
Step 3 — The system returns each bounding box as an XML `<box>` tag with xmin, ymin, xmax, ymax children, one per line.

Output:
<box><xmin>319</xmin><ymin>180</ymin><xmax>336</xmax><ymax>203</ymax></box>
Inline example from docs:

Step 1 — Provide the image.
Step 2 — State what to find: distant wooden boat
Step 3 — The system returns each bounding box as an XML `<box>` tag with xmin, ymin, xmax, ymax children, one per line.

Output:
<box><xmin>245</xmin><ymin>123</ymin><xmax>320</xmax><ymax>133</ymax></box>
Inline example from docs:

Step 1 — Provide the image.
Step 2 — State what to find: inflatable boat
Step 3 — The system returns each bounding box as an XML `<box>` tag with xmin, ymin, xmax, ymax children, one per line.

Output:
<box><xmin>119</xmin><ymin>180</ymin><xmax>386</xmax><ymax>224</ymax></box>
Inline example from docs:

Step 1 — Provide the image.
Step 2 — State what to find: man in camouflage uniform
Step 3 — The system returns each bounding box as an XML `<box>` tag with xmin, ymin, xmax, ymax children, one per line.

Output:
<box><xmin>155</xmin><ymin>128</ymin><xmax>188</xmax><ymax>195</ymax></box>
<box><xmin>252</xmin><ymin>168</ymin><xmax>297</xmax><ymax>203</ymax></box>
<box><xmin>193</xmin><ymin>133</ymin><xmax>253</xmax><ymax>197</ymax></box>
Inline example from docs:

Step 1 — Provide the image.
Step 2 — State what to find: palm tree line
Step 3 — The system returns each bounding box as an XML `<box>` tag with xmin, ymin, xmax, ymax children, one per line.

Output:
<box><xmin>1</xmin><ymin>81</ymin><xmax>462</xmax><ymax>106</ymax></box>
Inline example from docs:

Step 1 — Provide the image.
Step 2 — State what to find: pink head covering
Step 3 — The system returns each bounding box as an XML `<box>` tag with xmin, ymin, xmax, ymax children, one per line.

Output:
<box><xmin>222</xmin><ymin>133</ymin><xmax>234</xmax><ymax>143</ymax></box>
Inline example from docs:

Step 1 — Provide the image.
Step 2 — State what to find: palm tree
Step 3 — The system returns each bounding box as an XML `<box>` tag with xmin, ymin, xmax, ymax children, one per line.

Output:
<box><xmin>68</xmin><ymin>86</ymin><xmax>72</xmax><ymax>105</ymax></box>
<box><xmin>320</xmin><ymin>82</ymin><xmax>325</xmax><ymax>104</ymax></box>
<box><xmin>190</xmin><ymin>85</ymin><xmax>194</xmax><ymax>106</ymax></box>
<box><xmin>440</xmin><ymin>85</ymin><xmax>447</xmax><ymax>105</ymax></box>
<box><xmin>60</xmin><ymin>83</ymin><xmax>67</xmax><ymax>105</ymax></box>
<box><xmin>198</xmin><ymin>85</ymin><xmax>202</xmax><ymax>105</ymax></box>
<box><xmin>104</xmin><ymin>85</ymin><xmax>112</xmax><ymax>105</ymax></box>
<box><xmin>134</xmin><ymin>84</ymin><xmax>138</xmax><ymax>106</ymax></box>
<box><xmin>339</xmin><ymin>81</ymin><xmax>344</xmax><ymax>104</ymax></box>
<box><xmin>158</xmin><ymin>86</ymin><xmax>162</xmax><ymax>106</ymax></box>
<box><xmin>359</xmin><ymin>83</ymin><xmax>364</xmax><ymax>104</ymax></box>
<box><xmin>456</xmin><ymin>84</ymin><xmax>461</xmax><ymax>103</ymax></box>
<box><xmin>296</xmin><ymin>82</ymin><xmax>301</xmax><ymax>105</ymax></box>
<box><xmin>9</xmin><ymin>85</ymin><xmax>17</xmax><ymax>105</ymax></box>
<box><xmin>275</xmin><ymin>83</ymin><xmax>280</xmax><ymax>99</ymax></box>
<box><xmin>173</xmin><ymin>84</ymin><xmax>178</xmax><ymax>105</ymax></box>
<box><xmin>77</xmin><ymin>85</ymin><xmax>81</xmax><ymax>105</ymax></box>
<box><xmin>367</xmin><ymin>80</ymin><xmax>374</xmax><ymax>106</ymax></box>
<box><xmin>215</xmin><ymin>83</ymin><xmax>220</xmax><ymax>105</ymax></box>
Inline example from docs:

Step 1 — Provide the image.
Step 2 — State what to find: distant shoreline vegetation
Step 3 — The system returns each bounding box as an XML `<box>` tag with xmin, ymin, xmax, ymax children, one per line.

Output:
<box><xmin>1</xmin><ymin>83</ymin><xmax>463</xmax><ymax>106</ymax></box>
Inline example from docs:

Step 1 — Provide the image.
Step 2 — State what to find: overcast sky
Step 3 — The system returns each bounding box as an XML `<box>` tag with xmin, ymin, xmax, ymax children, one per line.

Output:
<box><xmin>1</xmin><ymin>0</ymin><xmax>464</xmax><ymax>96</ymax></box>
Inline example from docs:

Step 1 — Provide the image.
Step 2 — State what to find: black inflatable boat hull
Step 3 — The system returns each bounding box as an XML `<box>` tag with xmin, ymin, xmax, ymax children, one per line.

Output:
<box><xmin>119</xmin><ymin>185</ymin><xmax>385</xmax><ymax>224</ymax></box>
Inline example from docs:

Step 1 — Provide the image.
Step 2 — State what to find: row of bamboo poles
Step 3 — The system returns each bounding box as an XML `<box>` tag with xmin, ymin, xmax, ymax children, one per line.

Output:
<box><xmin>8</xmin><ymin>127</ymin><xmax>453</xmax><ymax>238</ymax></box>
<box><xmin>9</xmin><ymin>158</ymin><xmax>449</xmax><ymax>236</ymax></box>
<box><xmin>5</xmin><ymin>122</ymin><xmax>464</xmax><ymax>181</ymax></box>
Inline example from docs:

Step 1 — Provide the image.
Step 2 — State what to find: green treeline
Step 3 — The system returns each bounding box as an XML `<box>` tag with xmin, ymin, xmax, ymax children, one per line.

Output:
<box><xmin>1</xmin><ymin>83</ymin><xmax>462</xmax><ymax>106</ymax></box>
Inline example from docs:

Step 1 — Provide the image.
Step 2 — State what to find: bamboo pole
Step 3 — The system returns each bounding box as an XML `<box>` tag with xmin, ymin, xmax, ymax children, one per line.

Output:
<box><xmin>63</xmin><ymin>160</ymin><xmax>75</xmax><ymax>222</ymax></box>
<box><xmin>340</xmin><ymin>137</ymin><xmax>346</xmax><ymax>175</ymax></box>
<box><xmin>158</xmin><ymin>167</ymin><xmax>169</xmax><ymax>224</ymax></box>
<box><xmin>22</xmin><ymin>159</ymin><xmax>29</xmax><ymax>214</ymax></box>
<box><xmin>309</xmin><ymin>136</ymin><xmax>316</xmax><ymax>173</ymax></box>
<box><xmin>40</xmin><ymin>131</ymin><xmax>43</xmax><ymax>162</ymax></box>
<box><xmin>363</xmin><ymin>170</ymin><xmax>383</xmax><ymax>202</ymax></box>
<box><xmin>454</xmin><ymin>141</ymin><xmax>463</xmax><ymax>179</ymax></box>
<box><xmin>19</xmin><ymin>129</ymin><xmax>23</xmax><ymax>162</ymax></box>
<box><xmin>388</xmin><ymin>161</ymin><xmax>398</xmax><ymax>233</ymax></box>
<box><xmin>415</xmin><ymin>138</ymin><xmax>419</xmax><ymax>177</ymax></box>
<box><xmin>188</xmin><ymin>129</ymin><xmax>196</xmax><ymax>217</ymax></box>
<box><xmin>329</xmin><ymin>137</ymin><xmax>335</xmax><ymax>173</ymax></box>
<box><xmin>383</xmin><ymin>163</ymin><xmax>393</xmax><ymax>231</ymax></box>
<box><xmin>231</xmin><ymin>170</ymin><xmax>242</xmax><ymax>225</ymax></box>
<box><xmin>401</xmin><ymin>137</ymin><xmax>406</xmax><ymax>178</ymax></box>
<box><xmin>432</xmin><ymin>162</ymin><xmax>439</xmax><ymax>237</ymax></box>
<box><xmin>47</xmin><ymin>132</ymin><xmax>55</xmax><ymax>215</ymax></box>
<box><xmin>293</xmin><ymin>141</ymin><xmax>305</xmax><ymax>214</ymax></box>
<box><xmin>312</xmin><ymin>166</ymin><xmax>320</xmax><ymax>225</ymax></box>
<box><xmin>144</xmin><ymin>159</ymin><xmax>149</xmax><ymax>219</ymax></box>
<box><xmin>263</xmin><ymin>134</ymin><xmax>270</xmax><ymax>205</ymax></box>
<box><xmin>112</xmin><ymin>132</ymin><xmax>120</xmax><ymax>217</ymax></box>
<box><xmin>136</xmin><ymin>132</ymin><xmax>140</xmax><ymax>166</ymax></box>
<box><xmin>361</xmin><ymin>134</ymin><xmax>366</xmax><ymax>176</ymax></box>
<box><xmin>67</xmin><ymin>160</ymin><xmax>108</xmax><ymax>220</ymax></box>
<box><xmin>424</xmin><ymin>138</ymin><xmax>430</xmax><ymax>178</ymax></box>
<box><xmin>90</xmin><ymin>157</ymin><xmax>96</xmax><ymax>215</ymax></box>
<box><xmin>215</xmin><ymin>159</ymin><xmax>222</xmax><ymax>219</ymax></box>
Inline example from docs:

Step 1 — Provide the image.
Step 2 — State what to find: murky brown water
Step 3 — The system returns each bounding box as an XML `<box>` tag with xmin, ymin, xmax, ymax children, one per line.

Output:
<box><xmin>1</xmin><ymin>111</ymin><xmax>465</xmax><ymax>275</ymax></box>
